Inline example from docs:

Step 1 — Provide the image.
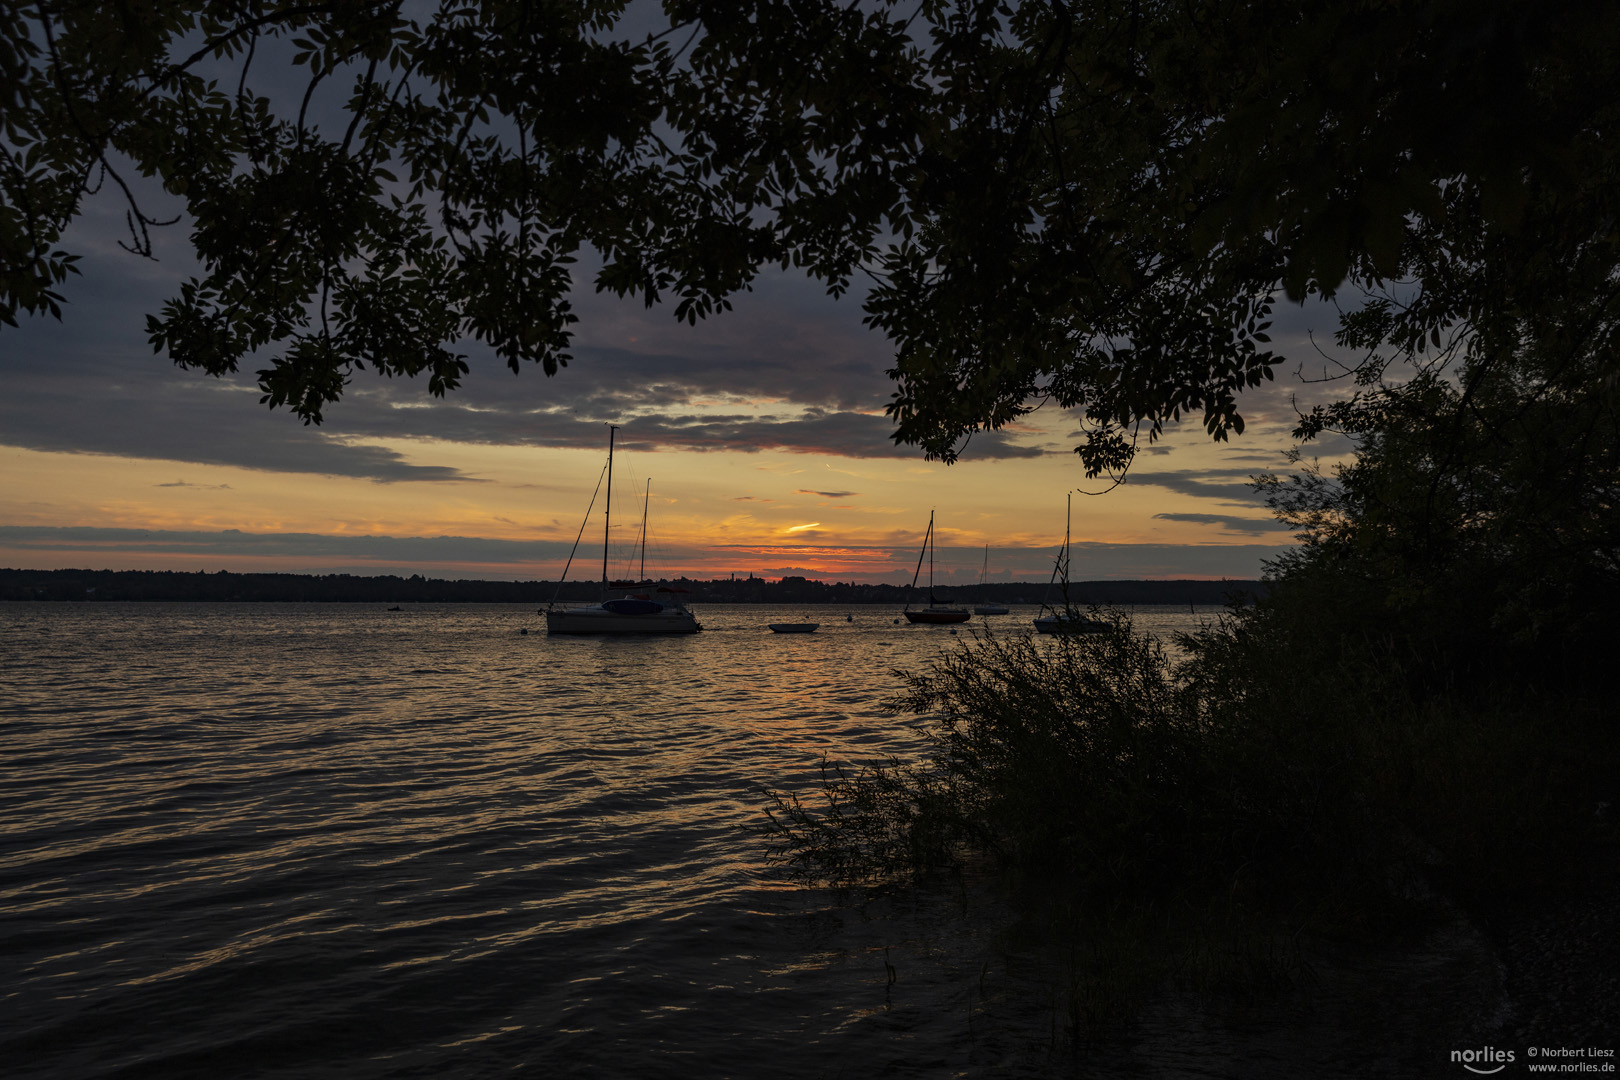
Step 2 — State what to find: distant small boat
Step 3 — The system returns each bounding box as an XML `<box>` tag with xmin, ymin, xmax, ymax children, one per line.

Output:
<box><xmin>903</xmin><ymin>511</ymin><xmax>970</xmax><ymax>624</ymax></box>
<box><xmin>768</xmin><ymin>623</ymin><xmax>819</xmax><ymax>633</ymax></box>
<box><xmin>386</xmin><ymin>606</ymin><xmax>402</xmax><ymax>611</ymax></box>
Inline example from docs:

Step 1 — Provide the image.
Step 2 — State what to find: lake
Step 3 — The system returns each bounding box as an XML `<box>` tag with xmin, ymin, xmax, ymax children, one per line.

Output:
<box><xmin>1</xmin><ymin>603</ymin><xmax>1495</xmax><ymax>1078</ymax></box>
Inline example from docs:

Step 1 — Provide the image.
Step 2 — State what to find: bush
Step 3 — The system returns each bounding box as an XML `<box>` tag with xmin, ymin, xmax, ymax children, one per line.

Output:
<box><xmin>763</xmin><ymin>597</ymin><xmax>1618</xmax><ymax>925</ymax></box>
<box><xmin>766</xmin><ymin>613</ymin><xmax>1261</xmax><ymax>901</ymax></box>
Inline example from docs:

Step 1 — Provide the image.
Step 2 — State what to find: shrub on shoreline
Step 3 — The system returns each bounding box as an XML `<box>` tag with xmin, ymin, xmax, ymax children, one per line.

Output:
<box><xmin>763</xmin><ymin>600</ymin><xmax>1617</xmax><ymax>927</ymax></box>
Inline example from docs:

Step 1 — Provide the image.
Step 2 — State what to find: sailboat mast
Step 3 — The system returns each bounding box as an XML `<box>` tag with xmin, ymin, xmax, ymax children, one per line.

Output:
<box><xmin>640</xmin><ymin>479</ymin><xmax>650</xmax><ymax>581</ymax></box>
<box><xmin>603</xmin><ymin>424</ymin><xmax>617</xmax><ymax>589</ymax></box>
<box><xmin>1062</xmin><ymin>491</ymin><xmax>1072</xmax><ymax>606</ymax></box>
<box><xmin>906</xmin><ymin>510</ymin><xmax>933</xmax><ymax>611</ymax></box>
<box><xmin>929</xmin><ymin>510</ymin><xmax>935</xmax><ymax>593</ymax></box>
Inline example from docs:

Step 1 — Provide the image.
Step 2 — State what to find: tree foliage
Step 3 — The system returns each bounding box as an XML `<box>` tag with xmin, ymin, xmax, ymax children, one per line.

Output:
<box><xmin>1255</xmin><ymin>47</ymin><xmax>1620</xmax><ymax>660</ymax></box>
<box><xmin>3</xmin><ymin>1</ymin><xmax>1618</xmax><ymax>474</ymax></box>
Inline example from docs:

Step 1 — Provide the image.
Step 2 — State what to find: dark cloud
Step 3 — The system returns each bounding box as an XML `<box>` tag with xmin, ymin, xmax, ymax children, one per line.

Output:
<box><xmin>0</xmin><ymin>376</ymin><xmax>483</xmax><ymax>482</ymax></box>
<box><xmin>1282</xmin><ymin>433</ymin><xmax>1359</xmax><ymax>461</ymax></box>
<box><xmin>1203</xmin><ymin>448</ymin><xmax>1298</xmax><ymax>466</ymax></box>
<box><xmin>321</xmin><ymin>396</ymin><xmax>1045</xmax><ymax>461</ymax></box>
<box><xmin>1065</xmin><ymin>540</ymin><xmax>1289</xmax><ymax>579</ymax></box>
<box><xmin>3</xmin><ymin>254</ymin><xmax>1036</xmax><ymax>469</ymax></box>
<box><xmin>561</xmin><ymin>266</ymin><xmax>895</xmax><ymax>410</ymax></box>
<box><xmin>0</xmin><ymin>232</ymin><xmax>486</xmax><ymax>481</ymax></box>
<box><xmin>797</xmin><ymin>489</ymin><xmax>858</xmax><ymax>498</ymax></box>
<box><xmin>0</xmin><ymin>525</ymin><xmax>569</xmax><ymax>563</ymax></box>
<box><xmin>1123</xmin><ymin>468</ymin><xmax>1270</xmax><ymax>505</ymax></box>
<box><xmin>1152</xmin><ymin>512</ymin><xmax>1293</xmax><ymax>535</ymax></box>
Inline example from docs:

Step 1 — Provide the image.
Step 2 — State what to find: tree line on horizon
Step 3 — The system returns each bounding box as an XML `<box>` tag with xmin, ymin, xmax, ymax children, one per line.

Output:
<box><xmin>0</xmin><ymin>567</ymin><xmax>1258</xmax><ymax>606</ymax></box>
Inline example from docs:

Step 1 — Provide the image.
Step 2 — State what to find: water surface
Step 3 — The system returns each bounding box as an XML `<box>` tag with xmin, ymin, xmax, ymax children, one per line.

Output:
<box><xmin>2</xmin><ymin>603</ymin><xmax>1490</xmax><ymax>1078</ymax></box>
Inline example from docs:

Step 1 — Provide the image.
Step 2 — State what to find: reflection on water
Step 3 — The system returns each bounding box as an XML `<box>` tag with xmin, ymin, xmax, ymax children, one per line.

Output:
<box><xmin>1</xmin><ymin>603</ymin><xmax>1493</xmax><ymax>1077</ymax></box>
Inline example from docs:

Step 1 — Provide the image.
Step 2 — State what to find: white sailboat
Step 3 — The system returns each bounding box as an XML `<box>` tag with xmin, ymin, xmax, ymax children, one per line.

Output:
<box><xmin>973</xmin><ymin>545</ymin><xmax>1009</xmax><ymax>615</ymax></box>
<box><xmin>545</xmin><ymin>427</ymin><xmax>701</xmax><ymax>635</ymax></box>
<box><xmin>1033</xmin><ymin>493</ymin><xmax>1107</xmax><ymax>635</ymax></box>
<box><xmin>903</xmin><ymin>511</ymin><xmax>971</xmax><ymax>625</ymax></box>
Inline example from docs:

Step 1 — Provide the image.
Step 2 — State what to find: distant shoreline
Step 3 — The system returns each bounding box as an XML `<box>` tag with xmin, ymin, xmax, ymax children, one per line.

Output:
<box><xmin>1</xmin><ymin>568</ymin><xmax>1263</xmax><ymax>607</ymax></box>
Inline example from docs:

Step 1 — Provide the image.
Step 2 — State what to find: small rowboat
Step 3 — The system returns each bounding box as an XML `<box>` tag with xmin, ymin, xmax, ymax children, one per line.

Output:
<box><xmin>768</xmin><ymin>623</ymin><xmax>820</xmax><ymax>633</ymax></box>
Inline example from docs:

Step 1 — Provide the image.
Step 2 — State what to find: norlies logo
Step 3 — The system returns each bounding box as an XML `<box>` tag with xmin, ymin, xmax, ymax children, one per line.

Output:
<box><xmin>1454</xmin><ymin>1047</ymin><xmax>1517</xmax><ymax>1074</ymax></box>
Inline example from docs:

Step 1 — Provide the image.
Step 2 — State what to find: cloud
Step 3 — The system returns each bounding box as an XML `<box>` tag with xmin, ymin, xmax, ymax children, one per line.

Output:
<box><xmin>4</xmin><ymin>325</ymin><xmax>1044</xmax><ymax>469</ymax></box>
<box><xmin>2</xmin><ymin>235</ymin><xmax>1056</xmax><ymax>469</ymax></box>
<box><xmin>559</xmin><ymin>267</ymin><xmax>895</xmax><ymax>412</ymax></box>
<box><xmin>316</xmin><ymin>395</ymin><xmax>1045</xmax><ymax>461</ymax></box>
<box><xmin>1064</xmin><ymin>541</ymin><xmax>1289</xmax><ymax>579</ymax></box>
<box><xmin>0</xmin><ymin>381</ymin><xmax>483</xmax><ymax>481</ymax></box>
<box><xmin>6</xmin><ymin>182</ymin><xmax>1363</xmax><ymax>485</ymax></box>
<box><xmin>0</xmin><ymin>525</ymin><xmax>569</xmax><ymax>563</ymax></box>
<box><xmin>599</xmin><ymin>411</ymin><xmax>1044</xmax><ymax>460</ymax></box>
<box><xmin>797</xmin><ymin>489</ymin><xmax>858</xmax><ymax>498</ymax></box>
<box><xmin>0</xmin><ymin>329</ymin><xmax>487</xmax><ymax>481</ymax></box>
<box><xmin>1152</xmin><ymin>512</ymin><xmax>1293</xmax><ymax>535</ymax></box>
<box><xmin>1123</xmin><ymin>468</ymin><xmax>1270</xmax><ymax>505</ymax></box>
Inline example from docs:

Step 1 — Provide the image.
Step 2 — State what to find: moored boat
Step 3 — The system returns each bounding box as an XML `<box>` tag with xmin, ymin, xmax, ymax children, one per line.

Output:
<box><xmin>544</xmin><ymin>427</ymin><xmax>701</xmax><ymax>635</ymax></box>
<box><xmin>547</xmin><ymin>585</ymin><xmax>702</xmax><ymax>635</ymax></box>
<box><xmin>903</xmin><ymin>511</ymin><xmax>970</xmax><ymax>625</ymax></box>
<box><xmin>768</xmin><ymin>622</ymin><xmax>819</xmax><ymax>633</ymax></box>
<box><xmin>1034</xmin><ymin>493</ymin><xmax>1107</xmax><ymax>634</ymax></box>
<box><xmin>1033</xmin><ymin>611</ymin><xmax>1107</xmax><ymax>635</ymax></box>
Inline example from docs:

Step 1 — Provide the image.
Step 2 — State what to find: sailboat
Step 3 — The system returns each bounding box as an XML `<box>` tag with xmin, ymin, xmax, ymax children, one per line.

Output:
<box><xmin>1033</xmin><ymin>493</ymin><xmax>1107</xmax><ymax>635</ymax></box>
<box><xmin>903</xmin><ymin>511</ymin><xmax>971</xmax><ymax>624</ymax></box>
<box><xmin>545</xmin><ymin>426</ymin><xmax>701</xmax><ymax>635</ymax></box>
<box><xmin>973</xmin><ymin>545</ymin><xmax>1010</xmax><ymax>615</ymax></box>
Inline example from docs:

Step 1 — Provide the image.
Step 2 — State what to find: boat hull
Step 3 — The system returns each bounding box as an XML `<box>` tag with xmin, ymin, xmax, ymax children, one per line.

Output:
<box><xmin>546</xmin><ymin>606</ymin><xmax>701</xmax><ymax>635</ymax></box>
<box><xmin>904</xmin><ymin>608</ymin><xmax>971</xmax><ymax>625</ymax></box>
<box><xmin>768</xmin><ymin>623</ymin><xmax>819</xmax><ymax>633</ymax></box>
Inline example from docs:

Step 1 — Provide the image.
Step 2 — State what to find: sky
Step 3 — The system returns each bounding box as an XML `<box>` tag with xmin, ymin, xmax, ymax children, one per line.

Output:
<box><xmin>0</xmin><ymin>33</ymin><xmax>1360</xmax><ymax>586</ymax></box>
<box><xmin>0</xmin><ymin>215</ymin><xmax>1349</xmax><ymax>585</ymax></box>
<box><xmin>0</xmin><ymin>193</ymin><xmax>1358</xmax><ymax>585</ymax></box>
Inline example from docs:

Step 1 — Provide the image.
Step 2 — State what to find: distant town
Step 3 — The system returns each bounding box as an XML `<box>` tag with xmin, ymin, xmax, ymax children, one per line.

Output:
<box><xmin>0</xmin><ymin>568</ymin><xmax>1262</xmax><ymax>606</ymax></box>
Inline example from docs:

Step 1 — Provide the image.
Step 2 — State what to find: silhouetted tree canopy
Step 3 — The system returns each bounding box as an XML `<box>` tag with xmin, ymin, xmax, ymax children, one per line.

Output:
<box><xmin>3</xmin><ymin>1</ymin><xmax>1617</xmax><ymax>473</ymax></box>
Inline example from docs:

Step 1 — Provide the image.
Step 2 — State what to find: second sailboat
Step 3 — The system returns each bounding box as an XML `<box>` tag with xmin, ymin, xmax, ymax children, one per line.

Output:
<box><xmin>903</xmin><ymin>511</ymin><xmax>971</xmax><ymax>624</ymax></box>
